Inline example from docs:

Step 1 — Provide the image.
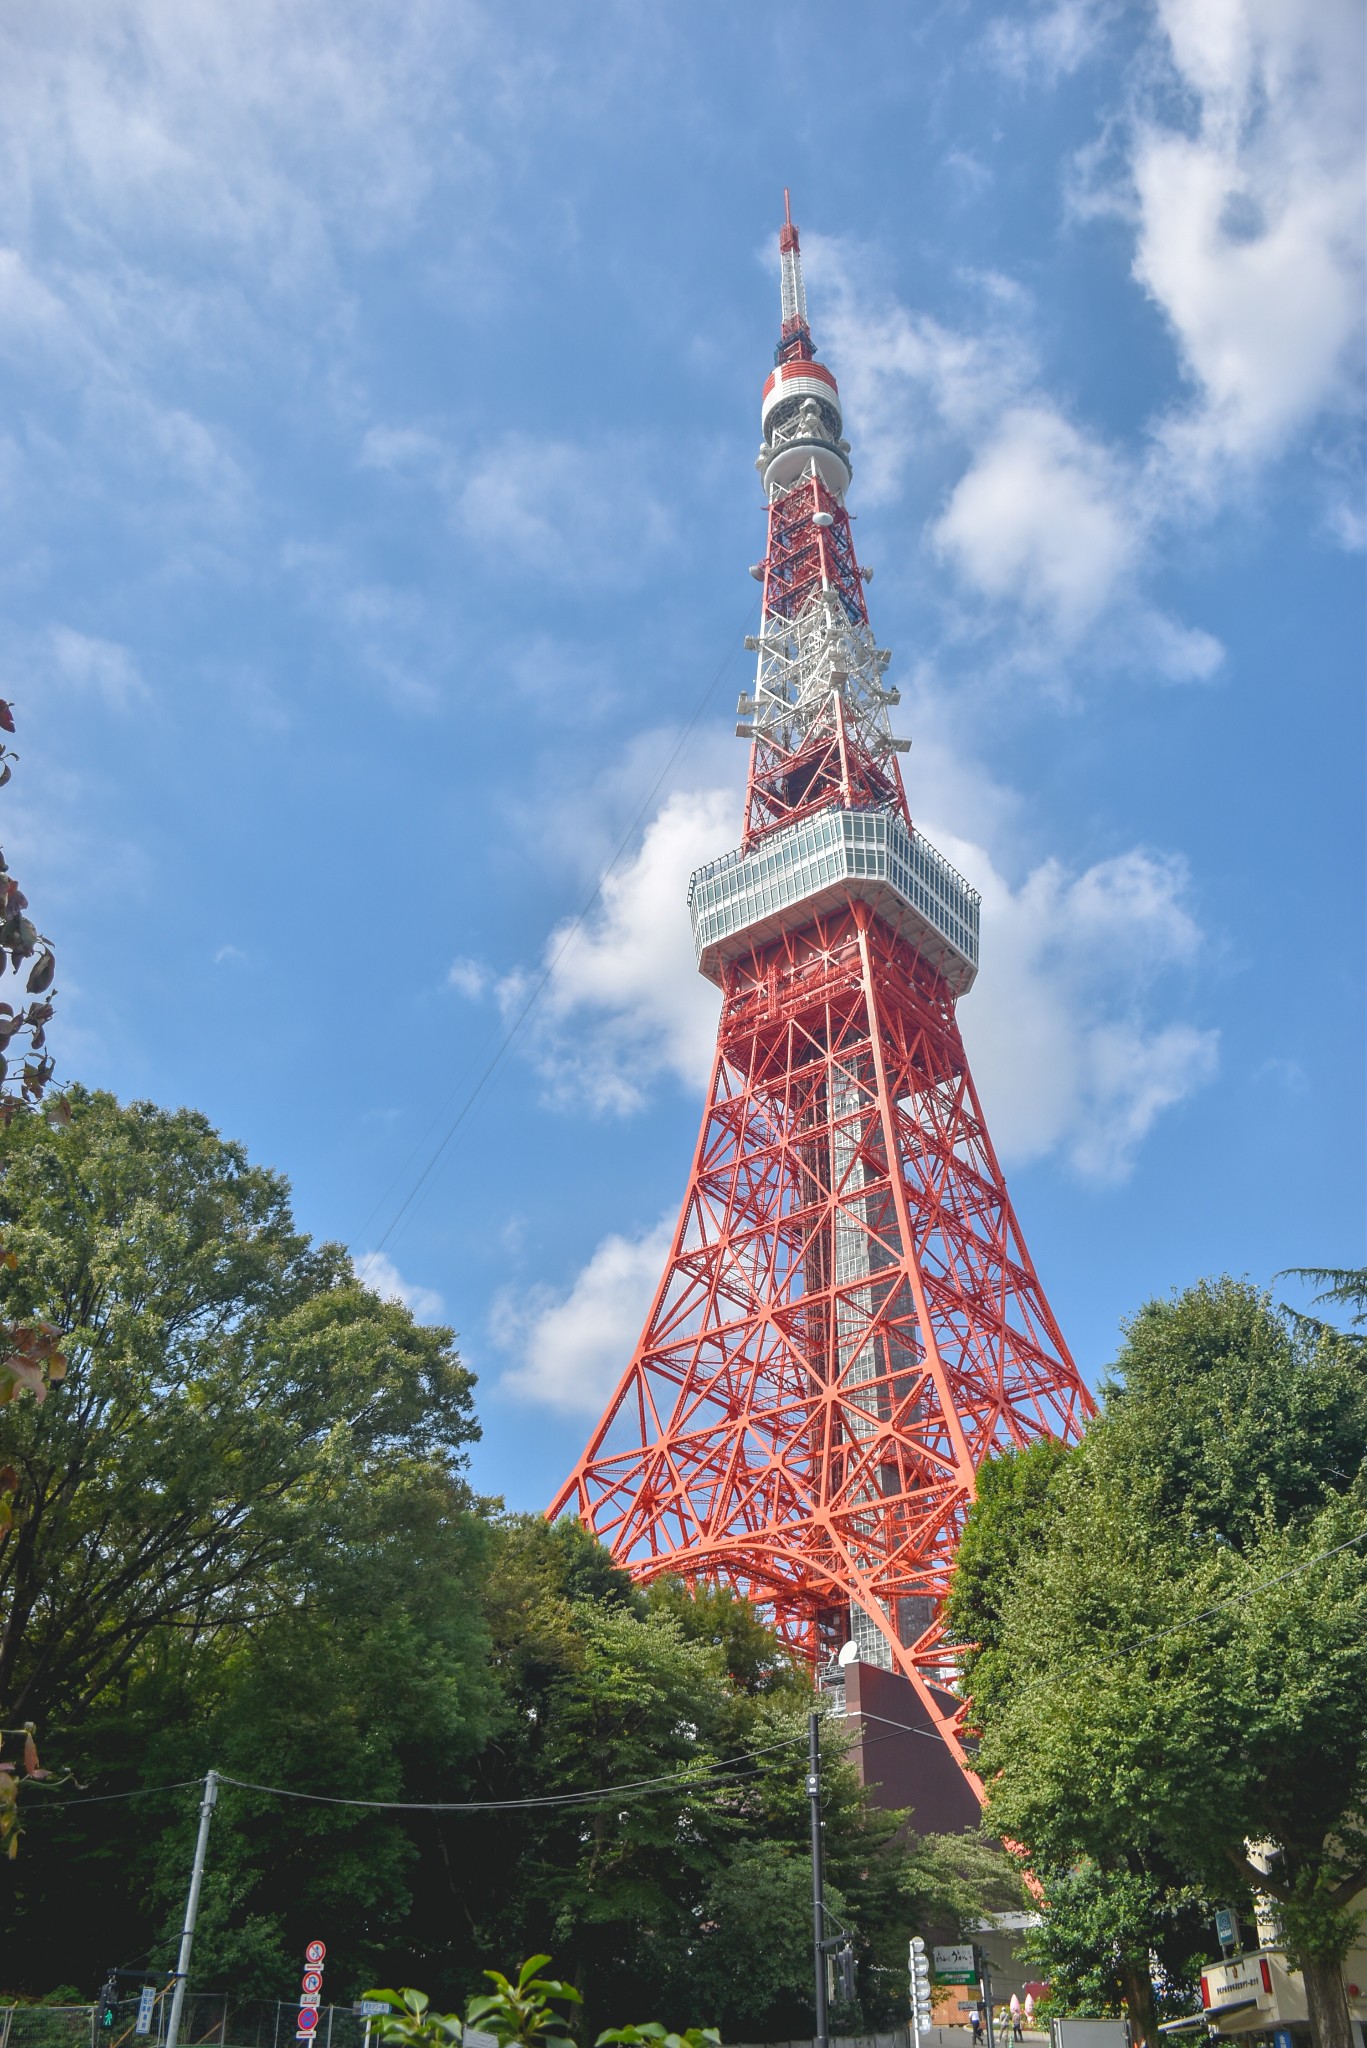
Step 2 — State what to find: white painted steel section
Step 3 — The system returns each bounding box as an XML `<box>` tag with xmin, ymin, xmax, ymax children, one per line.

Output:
<box><xmin>780</xmin><ymin>243</ymin><xmax>809</xmax><ymax>333</ymax></box>
<box><xmin>688</xmin><ymin>807</ymin><xmax>980</xmax><ymax>994</ymax></box>
<box><xmin>761</xmin><ymin>364</ymin><xmax>843</xmax><ymax>435</ymax></box>
<box><xmin>743</xmin><ymin>580</ymin><xmax>898</xmax><ymax>760</ymax></box>
<box><xmin>762</xmin><ymin>441</ymin><xmax>852</xmax><ymax>494</ymax></box>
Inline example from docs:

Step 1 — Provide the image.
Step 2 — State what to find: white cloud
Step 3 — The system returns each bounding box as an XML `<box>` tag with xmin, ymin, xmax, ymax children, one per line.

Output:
<box><xmin>497</xmin><ymin>1213</ymin><xmax>674</xmax><ymax>1414</ymax></box>
<box><xmin>365</xmin><ymin>426</ymin><xmax>674</xmax><ymax>588</ymax></box>
<box><xmin>356</xmin><ymin>1249</ymin><xmax>446</xmax><ymax>1322</ymax></box>
<box><xmin>46</xmin><ymin>625</ymin><xmax>147</xmax><ymax>707</ymax></box>
<box><xmin>448</xmin><ymin>956</ymin><xmax>491</xmax><ymax>1000</ymax></box>
<box><xmin>945</xmin><ymin>837</ymin><xmax>1218</xmax><ymax>1180</ymax></box>
<box><xmin>932</xmin><ymin>405</ymin><xmax>1137</xmax><ymax>636</ymax></box>
<box><xmin>809</xmin><ymin>239</ymin><xmax>1037</xmax><ymax>506</ymax></box>
<box><xmin>531</xmin><ymin>786</ymin><xmax>730</xmax><ymax>1111</ymax></box>
<box><xmin>803</xmin><ymin>0</ymin><xmax>1361</xmax><ymax>673</ymax></box>
<box><xmin>984</xmin><ymin>0</ymin><xmax>1112</xmax><ymax>83</ymax></box>
<box><xmin>809</xmin><ymin>244</ymin><xmax>1219</xmax><ymax>679</ymax></box>
<box><xmin>1134</xmin><ymin>0</ymin><xmax>1365</xmax><ymax>491</ymax></box>
<box><xmin>516</xmin><ymin>744</ymin><xmax>1216</xmax><ymax>1182</ymax></box>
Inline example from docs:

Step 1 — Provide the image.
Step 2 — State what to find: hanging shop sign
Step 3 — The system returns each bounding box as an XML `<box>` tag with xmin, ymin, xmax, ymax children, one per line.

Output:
<box><xmin>932</xmin><ymin>1945</ymin><xmax>979</xmax><ymax>1985</ymax></box>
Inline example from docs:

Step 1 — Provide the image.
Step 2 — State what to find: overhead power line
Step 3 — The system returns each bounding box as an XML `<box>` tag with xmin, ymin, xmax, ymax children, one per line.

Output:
<box><xmin>23</xmin><ymin>1727</ymin><xmax>808</xmax><ymax>1818</ymax></box>
<box><xmin>355</xmin><ymin>605</ymin><xmax>756</xmax><ymax>1281</ymax></box>
<box><xmin>1125</xmin><ymin>1523</ymin><xmax>1367</xmax><ymax>1653</ymax></box>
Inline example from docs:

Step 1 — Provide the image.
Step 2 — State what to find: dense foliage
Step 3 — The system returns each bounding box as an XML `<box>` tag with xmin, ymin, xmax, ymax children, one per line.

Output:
<box><xmin>0</xmin><ymin>1092</ymin><xmax>1011</xmax><ymax>2039</ymax></box>
<box><xmin>948</xmin><ymin>1276</ymin><xmax>1367</xmax><ymax>2048</ymax></box>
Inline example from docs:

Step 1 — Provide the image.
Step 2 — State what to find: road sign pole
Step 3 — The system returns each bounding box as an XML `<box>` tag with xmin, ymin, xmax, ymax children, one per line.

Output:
<box><xmin>165</xmin><ymin>1771</ymin><xmax>219</xmax><ymax>2048</ymax></box>
<box><xmin>809</xmin><ymin>1711</ymin><xmax>829</xmax><ymax>2048</ymax></box>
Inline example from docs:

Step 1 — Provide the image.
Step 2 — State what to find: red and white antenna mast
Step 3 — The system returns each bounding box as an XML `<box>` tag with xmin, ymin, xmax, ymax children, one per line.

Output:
<box><xmin>778</xmin><ymin>187</ymin><xmax>811</xmax><ymax>352</ymax></box>
<box><xmin>549</xmin><ymin>200</ymin><xmax>1093</xmax><ymax>1815</ymax></box>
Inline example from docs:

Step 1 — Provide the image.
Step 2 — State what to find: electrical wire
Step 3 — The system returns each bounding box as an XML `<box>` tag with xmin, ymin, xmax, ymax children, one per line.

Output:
<box><xmin>40</xmin><ymin>1531</ymin><xmax>1354</xmax><ymax>1820</ymax></box>
<box><xmin>843</xmin><ymin>1704</ymin><xmax>962</xmax><ymax>1747</ymax></box>
<box><xmin>19</xmin><ymin>1777</ymin><xmax>204</xmax><ymax>1808</ymax></box>
<box><xmin>21</xmin><ymin>1729</ymin><xmax>809</xmax><ymax>1819</ymax></box>
<box><xmin>1123</xmin><ymin>1523</ymin><xmax>1367</xmax><ymax>1653</ymax></box>
<box><xmin>354</xmin><ymin>604</ymin><xmax>756</xmax><ymax>1280</ymax></box>
<box><xmin>28</xmin><ymin>1532</ymin><xmax>1357</xmax><ymax>1824</ymax></box>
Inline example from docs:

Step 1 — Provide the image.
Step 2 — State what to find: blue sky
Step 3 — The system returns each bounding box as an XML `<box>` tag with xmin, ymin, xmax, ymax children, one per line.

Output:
<box><xmin>5</xmin><ymin>0</ymin><xmax>1362</xmax><ymax>1510</ymax></box>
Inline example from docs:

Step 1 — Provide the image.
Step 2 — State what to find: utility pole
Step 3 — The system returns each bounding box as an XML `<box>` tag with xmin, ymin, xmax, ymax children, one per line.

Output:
<box><xmin>980</xmin><ymin>1950</ymin><xmax>996</xmax><ymax>2048</ymax></box>
<box><xmin>165</xmin><ymin>1771</ymin><xmax>219</xmax><ymax>2048</ymax></box>
<box><xmin>809</xmin><ymin>1710</ymin><xmax>829</xmax><ymax>2048</ymax></box>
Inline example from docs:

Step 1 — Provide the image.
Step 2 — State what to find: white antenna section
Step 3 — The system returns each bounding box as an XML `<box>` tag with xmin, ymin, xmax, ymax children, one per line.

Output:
<box><xmin>779</xmin><ymin>188</ymin><xmax>808</xmax><ymax>333</ymax></box>
<box><xmin>780</xmin><ymin>241</ymin><xmax>807</xmax><ymax>330</ymax></box>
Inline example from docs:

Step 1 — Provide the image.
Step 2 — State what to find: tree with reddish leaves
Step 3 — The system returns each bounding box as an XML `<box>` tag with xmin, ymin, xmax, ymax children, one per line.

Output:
<box><xmin>0</xmin><ymin>696</ymin><xmax>66</xmax><ymax>1849</ymax></box>
<box><xmin>0</xmin><ymin>693</ymin><xmax>67</xmax><ymax>1414</ymax></box>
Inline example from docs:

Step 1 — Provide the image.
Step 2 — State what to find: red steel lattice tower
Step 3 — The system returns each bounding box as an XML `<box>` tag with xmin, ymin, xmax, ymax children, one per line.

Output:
<box><xmin>549</xmin><ymin>197</ymin><xmax>1094</xmax><ymax>1789</ymax></box>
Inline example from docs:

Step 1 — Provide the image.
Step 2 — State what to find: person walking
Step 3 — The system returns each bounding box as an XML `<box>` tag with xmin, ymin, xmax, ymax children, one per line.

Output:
<box><xmin>970</xmin><ymin>2005</ymin><xmax>984</xmax><ymax>2046</ymax></box>
<box><xmin>1010</xmin><ymin>1995</ymin><xmax>1023</xmax><ymax>2043</ymax></box>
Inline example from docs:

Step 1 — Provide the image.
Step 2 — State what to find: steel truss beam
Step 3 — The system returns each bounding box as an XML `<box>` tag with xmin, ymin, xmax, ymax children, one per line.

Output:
<box><xmin>549</xmin><ymin>899</ymin><xmax>1093</xmax><ymax>1785</ymax></box>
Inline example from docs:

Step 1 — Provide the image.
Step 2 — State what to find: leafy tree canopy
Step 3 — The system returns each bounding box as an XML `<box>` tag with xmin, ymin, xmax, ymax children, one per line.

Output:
<box><xmin>0</xmin><ymin>1090</ymin><xmax>1019</xmax><ymax>2040</ymax></box>
<box><xmin>0</xmin><ymin>1087</ymin><xmax>479</xmax><ymax>1731</ymax></box>
<box><xmin>949</xmin><ymin>1278</ymin><xmax>1367</xmax><ymax>2048</ymax></box>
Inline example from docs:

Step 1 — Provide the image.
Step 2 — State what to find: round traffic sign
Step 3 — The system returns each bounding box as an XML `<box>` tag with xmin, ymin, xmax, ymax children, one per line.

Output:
<box><xmin>297</xmin><ymin>2015</ymin><xmax>319</xmax><ymax>2033</ymax></box>
<box><xmin>302</xmin><ymin>1976</ymin><xmax>323</xmax><ymax>1996</ymax></box>
<box><xmin>305</xmin><ymin>1943</ymin><xmax>327</xmax><ymax>1965</ymax></box>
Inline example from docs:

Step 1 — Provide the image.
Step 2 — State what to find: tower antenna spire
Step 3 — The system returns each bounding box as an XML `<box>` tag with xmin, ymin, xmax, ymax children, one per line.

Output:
<box><xmin>776</xmin><ymin>189</ymin><xmax>811</xmax><ymax>361</ymax></box>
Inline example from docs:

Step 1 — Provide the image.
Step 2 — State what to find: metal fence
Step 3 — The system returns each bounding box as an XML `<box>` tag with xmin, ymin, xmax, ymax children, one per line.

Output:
<box><xmin>0</xmin><ymin>2016</ymin><xmax>998</xmax><ymax>2048</ymax></box>
<box><xmin>734</xmin><ymin>2033</ymin><xmax>977</xmax><ymax>2048</ymax></box>
<box><xmin>0</xmin><ymin>2003</ymin><xmax>375</xmax><ymax>2048</ymax></box>
<box><xmin>0</xmin><ymin>2009</ymin><xmax>98</xmax><ymax>2048</ymax></box>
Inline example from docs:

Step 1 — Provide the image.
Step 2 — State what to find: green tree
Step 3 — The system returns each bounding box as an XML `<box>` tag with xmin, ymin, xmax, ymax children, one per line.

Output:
<box><xmin>0</xmin><ymin>1088</ymin><xmax>489</xmax><ymax>1994</ymax></box>
<box><xmin>950</xmin><ymin>1279</ymin><xmax>1367</xmax><ymax>2048</ymax></box>
<box><xmin>1017</xmin><ymin>1859</ymin><xmax>1210</xmax><ymax>2028</ymax></box>
<box><xmin>643</xmin><ymin>1577</ymin><xmax>808</xmax><ymax>1698</ymax></box>
<box><xmin>448</xmin><ymin>1517</ymin><xmax>924</xmax><ymax>2041</ymax></box>
<box><xmin>0</xmin><ymin>1088</ymin><xmax>479</xmax><ymax>1731</ymax></box>
<box><xmin>899</xmin><ymin>1832</ymin><xmax>1027</xmax><ymax>1932</ymax></box>
<box><xmin>0</xmin><ymin>1089</ymin><xmax>1036</xmax><ymax>2033</ymax></box>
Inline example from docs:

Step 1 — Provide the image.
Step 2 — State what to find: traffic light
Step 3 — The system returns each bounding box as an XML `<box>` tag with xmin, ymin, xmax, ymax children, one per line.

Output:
<box><xmin>838</xmin><ymin>1940</ymin><xmax>857</xmax><ymax>2005</ymax></box>
<box><xmin>99</xmin><ymin>1976</ymin><xmax>118</xmax><ymax>2036</ymax></box>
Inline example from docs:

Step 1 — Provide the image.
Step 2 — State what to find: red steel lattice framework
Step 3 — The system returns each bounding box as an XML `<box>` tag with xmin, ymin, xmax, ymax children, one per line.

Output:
<box><xmin>549</xmin><ymin>197</ymin><xmax>1094</xmax><ymax>1789</ymax></box>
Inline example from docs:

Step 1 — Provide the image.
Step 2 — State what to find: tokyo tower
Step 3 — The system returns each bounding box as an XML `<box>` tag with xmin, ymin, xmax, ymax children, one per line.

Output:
<box><xmin>549</xmin><ymin>197</ymin><xmax>1093</xmax><ymax>1803</ymax></box>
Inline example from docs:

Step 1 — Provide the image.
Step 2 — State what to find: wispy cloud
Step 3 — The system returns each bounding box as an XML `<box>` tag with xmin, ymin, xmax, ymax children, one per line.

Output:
<box><xmin>447</xmin><ymin>956</ymin><xmax>491</xmax><ymax>1000</ymax></box>
<box><xmin>508</xmin><ymin>738</ymin><xmax>1216</xmax><ymax>1181</ymax></box>
<box><xmin>983</xmin><ymin>0</ymin><xmax>1113</xmax><ymax>84</ymax></box>
<box><xmin>362</xmin><ymin>425</ymin><xmax>674</xmax><ymax>589</ymax></box>
<box><xmin>280</xmin><ymin>541</ymin><xmax>442</xmax><ymax>710</ymax></box>
<box><xmin>356</xmin><ymin>1248</ymin><xmax>446</xmax><ymax>1323</ymax></box>
<box><xmin>496</xmin><ymin>1212</ymin><xmax>674</xmax><ymax>1414</ymax></box>
<box><xmin>805</xmin><ymin>0</ymin><xmax>1362</xmax><ymax>678</ymax></box>
<box><xmin>1131</xmin><ymin>0</ymin><xmax>1365</xmax><ymax>504</ymax></box>
<box><xmin>45</xmin><ymin>625</ymin><xmax>148</xmax><ymax>707</ymax></box>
